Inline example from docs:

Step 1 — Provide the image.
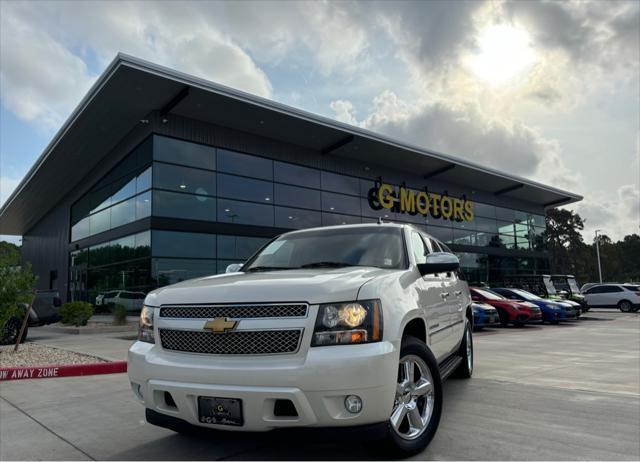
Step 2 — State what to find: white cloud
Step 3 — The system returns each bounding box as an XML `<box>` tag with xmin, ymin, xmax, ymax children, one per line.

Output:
<box><xmin>0</xmin><ymin>176</ymin><xmax>20</xmax><ymax>208</ymax></box>
<box><xmin>574</xmin><ymin>183</ymin><xmax>640</xmax><ymax>242</ymax></box>
<box><xmin>0</xmin><ymin>1</ymin><xmax>274</xmax><ymax>130</ymax></box>
<box><xmin>0</xmin><ymin>9</ymin><xmax>94</xmax><ymax>129</ymax></box>
<box><xmin>331</xmin><ymin>90</ymin><xmax>581</xmax><ymax>190</ymax></box>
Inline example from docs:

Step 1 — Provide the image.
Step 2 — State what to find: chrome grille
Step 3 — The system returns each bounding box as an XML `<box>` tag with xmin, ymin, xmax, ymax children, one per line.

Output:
<box><xmin>159</xmin><ymin>329</ymin><xmax>303</xmax><ymax>355</ymax></box>
<box><xmin>160</xmin><ymin>304</ymin><xmax>307</xmax><ymax>319</ymax></box>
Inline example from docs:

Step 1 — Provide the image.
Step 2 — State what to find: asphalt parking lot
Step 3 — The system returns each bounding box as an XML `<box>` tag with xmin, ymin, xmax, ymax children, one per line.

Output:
<box><xmin>1</xmin><ymin>309</ymin><xmax>639</xmax><ymax>460</ymax></box>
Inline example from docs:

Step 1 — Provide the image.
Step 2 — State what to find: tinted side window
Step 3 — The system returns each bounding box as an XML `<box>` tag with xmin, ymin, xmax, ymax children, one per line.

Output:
<box><xmin>586</xmin><ymin>286</ymin><xmax>604</xmax><ymax>294</ymax></box>
<box><xmin>154</xmin><ymin>136</ymin><xmax>215</xmax><ymax>170</ymax></box>
<box><xmin>218</xmin><ymin>149</ymin><xmax>273</xmax><ymax>180</ymax></box>
<box><xmin>604</xmin><ymin>286</ymin><xmax>623</xmax><ymax>293</ymax></box>
<box><xmin>274</xmin><ymin>161</ymin><xmax>321</xmax><ymax>189</ymax></box>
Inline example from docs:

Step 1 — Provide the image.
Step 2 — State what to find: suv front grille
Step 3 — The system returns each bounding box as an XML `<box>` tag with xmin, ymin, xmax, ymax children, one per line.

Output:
<box><xmin>159</xmin><ymin>304</ymin><xmax>307</xmax><ymax>319</ymax></box>
<box><xmin>159</xmin><ymin>329</ymin><xmax>303</xmax><ymax>355</ymax></box>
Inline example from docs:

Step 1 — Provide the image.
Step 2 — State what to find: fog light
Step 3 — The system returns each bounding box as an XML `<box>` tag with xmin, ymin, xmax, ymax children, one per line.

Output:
<box><xmin>344</xmin><ymin>395</ymin><xmax>362</xmax><ymax>414</ymax></box>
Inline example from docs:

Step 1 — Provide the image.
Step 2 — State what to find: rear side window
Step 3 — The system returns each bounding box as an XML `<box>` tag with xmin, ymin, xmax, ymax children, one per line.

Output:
<box><xmin>429</xmin><ymin>238</ymin><xmax>442</xmax><ymax>252</ymax></box>
<box><xmin>411</xmin><ymin>232</ymin><xmax>428</xmax><ymax>264</ymax></box>
<box><xmin>623</xmin><ymin>285</ymin><xmax>640</xmax><ymax>292</ymax></box>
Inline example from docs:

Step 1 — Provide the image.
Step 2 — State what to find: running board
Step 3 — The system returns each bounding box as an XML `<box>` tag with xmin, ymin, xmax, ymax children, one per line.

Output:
<box><xmin>439</xmin><ymin>355</ymin><xmax>462</xmax><ymax>380</ymax></box>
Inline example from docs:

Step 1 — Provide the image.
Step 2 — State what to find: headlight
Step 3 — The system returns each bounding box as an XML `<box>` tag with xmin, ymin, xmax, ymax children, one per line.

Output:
<box><xmin>138</xmin><ymin>306</ymin><xmax>155</xmax><ymax>343</ymax></box>
<box><xmin>311</xmin><ymin>300</ymin><xmax>382</xmax><ymax>346</ymax></box>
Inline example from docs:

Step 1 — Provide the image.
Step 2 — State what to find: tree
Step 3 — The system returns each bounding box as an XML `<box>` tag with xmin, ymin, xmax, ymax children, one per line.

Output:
<box><xmin>0</xmin><ymin>263</ymin><xmax>37</xmax><ymax>343</ymax></box>
<box><xmin>0</xmin><ymin>241</ymin><xmax>21</xmax><ymax>267</ymax></box>
<box><xmin>545</xmin><ymin>209</ymin><xmax>586</xmax><ymax>276</ymax></box>
<box><xmin>546</xmin><ymin>210</ymin><xmax>640</xmax><ymax>283</ymax></box>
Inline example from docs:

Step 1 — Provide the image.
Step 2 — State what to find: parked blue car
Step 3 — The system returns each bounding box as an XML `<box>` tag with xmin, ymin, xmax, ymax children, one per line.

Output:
<box><xmin>472</xmin><ymin>302</ymin><xmax>500</xmax><ymax>329</ymax></box>
<box><xmin>492</xmin><ymin>288</ymin><xmax>578</xmax><ymax>323</ymax></box>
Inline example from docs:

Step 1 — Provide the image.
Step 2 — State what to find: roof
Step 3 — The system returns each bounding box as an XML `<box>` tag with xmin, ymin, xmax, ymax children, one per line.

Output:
<box><xmin>0</xmin><ymin>53</ymin><xmax>582</xmax><ymax>235</ymax></box>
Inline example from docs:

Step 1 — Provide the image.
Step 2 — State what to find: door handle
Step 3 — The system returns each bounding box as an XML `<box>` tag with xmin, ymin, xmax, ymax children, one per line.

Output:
<box><xmin>454</xmin><ymin>291</ymin><xmax>462</xmax><ymax>296</ymax></box>
<box><xmin>440</xmin><ymin>292</ymin><xmax>450</xmax><ymax>299</ymax></box>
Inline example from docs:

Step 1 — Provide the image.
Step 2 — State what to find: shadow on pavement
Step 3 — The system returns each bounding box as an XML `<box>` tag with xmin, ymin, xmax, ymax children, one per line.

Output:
<box><xmin>109</xmin><ymin>426</ymin><xmax>390</xmax><ymax>460</ymax></box>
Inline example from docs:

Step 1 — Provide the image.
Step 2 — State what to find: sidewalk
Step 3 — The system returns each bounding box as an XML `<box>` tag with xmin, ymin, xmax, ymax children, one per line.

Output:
<box><xmin>27</xmin><ymin>326</ymin><xmax>135</xmax><ymax>361</ymax></box>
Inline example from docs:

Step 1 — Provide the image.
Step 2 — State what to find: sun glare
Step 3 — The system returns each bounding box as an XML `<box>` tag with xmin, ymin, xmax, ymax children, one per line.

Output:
<box><xmin>467</xmin><ymin>25</ymin><xmax>536</xmax><ymax>85</ymax></box>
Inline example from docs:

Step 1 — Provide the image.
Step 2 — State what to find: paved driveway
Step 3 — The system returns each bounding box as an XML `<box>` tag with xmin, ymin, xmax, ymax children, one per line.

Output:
<box><xmin>2</xmin><ymin>310</ymin><xmax>639</xmax><ymax>460</ymax></box>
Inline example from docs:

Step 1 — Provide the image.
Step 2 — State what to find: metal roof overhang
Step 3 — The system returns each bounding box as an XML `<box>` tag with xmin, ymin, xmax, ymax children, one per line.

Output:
<box><xmin>0</xmin><ymin>54</ymin><xmax>582</xmax><ymax>235</ymax></box>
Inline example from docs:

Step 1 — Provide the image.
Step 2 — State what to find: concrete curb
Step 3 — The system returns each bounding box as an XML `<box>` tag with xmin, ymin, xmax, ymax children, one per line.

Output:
<box><xmin>39</xmin><ymin>324</ymin><xmax>137</xmax><ymax>335</ymax></box>
<box><xmin>0</xmin><ymin>361</ymin><xmax>127</xmax><ymax>381</ymax></box>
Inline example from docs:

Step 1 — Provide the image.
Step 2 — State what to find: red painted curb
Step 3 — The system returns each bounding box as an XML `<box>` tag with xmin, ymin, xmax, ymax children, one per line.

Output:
<box><xmin>0</xmin><ymin>361</ymin><xmax>127</xmax><ymax>381</ymax></box>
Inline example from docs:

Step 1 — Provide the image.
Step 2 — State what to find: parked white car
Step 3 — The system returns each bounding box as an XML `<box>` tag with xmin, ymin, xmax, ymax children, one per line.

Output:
<box><xmin>583</xmin><ymin>284</ymin><xmax>640</xmax><ymax>312</ymax></box>
<box><xmin>128</xmin><ymin>224</ymin><xmax>474</xmax><ymax>455</ymax></box>
<box><xmin>96</xmin><ymin>290</ymin><xmax>146</xmax><ymax>312</ymax></box>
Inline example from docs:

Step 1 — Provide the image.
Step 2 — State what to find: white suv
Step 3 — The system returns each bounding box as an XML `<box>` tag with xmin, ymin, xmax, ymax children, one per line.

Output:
<box><xmin>583</xmin><ymin>284</ymin><xmax>640</xmax><ymax>312</ymax></box>
<box><xmin>128</xmin><ymin>224</ymin><xmax>473</xmax><ymax>455</ymax></box>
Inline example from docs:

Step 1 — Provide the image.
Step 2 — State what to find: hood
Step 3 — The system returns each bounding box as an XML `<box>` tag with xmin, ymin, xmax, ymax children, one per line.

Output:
<box><xmin>145</xmin><ymin>267</ymin><xmax>394</xmax><ymax>306</ymax></box>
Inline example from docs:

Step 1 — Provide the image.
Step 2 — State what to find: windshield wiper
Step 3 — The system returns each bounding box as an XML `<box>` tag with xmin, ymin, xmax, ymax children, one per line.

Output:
<box><xmin>245</xmin><ymin>266</ymin><xmax>293</xmax><ymax>272</ymax></box>
<box><xmin>298</xmin><ymin>261</ymin><xmax>356</xmax><ymax>269</ymax></box>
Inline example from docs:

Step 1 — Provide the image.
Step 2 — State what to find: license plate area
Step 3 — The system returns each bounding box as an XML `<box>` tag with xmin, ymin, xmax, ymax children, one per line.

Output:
<box><xmin>198</xmin><ymin>396</ymin><xmax>243</xmax><ymax>426</ymax></box>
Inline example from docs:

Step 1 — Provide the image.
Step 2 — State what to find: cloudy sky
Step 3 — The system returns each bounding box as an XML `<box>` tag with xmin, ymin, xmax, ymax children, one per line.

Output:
<box><xmin>1</xmin><ymin>0</ymin><xmax>638</xmax><ymax>244</ymax></box>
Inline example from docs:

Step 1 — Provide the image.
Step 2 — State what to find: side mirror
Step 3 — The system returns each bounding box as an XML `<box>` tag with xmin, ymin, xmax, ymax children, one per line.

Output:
<box><xmin>225</xmin><ymin>263</ymin><xmax>244</xmax><ymax>273</ymax></box>
<box><xmin>417</xmin><ymin>252</ymin><xmax>460</xmax><ymax>276</ymax></box>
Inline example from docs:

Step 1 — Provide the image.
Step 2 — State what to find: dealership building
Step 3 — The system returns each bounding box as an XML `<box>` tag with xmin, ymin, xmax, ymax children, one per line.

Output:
<box><xmin>0</xmin><ymin>54</ymin><xmax>582</xmax><ymax>305</ymax></box>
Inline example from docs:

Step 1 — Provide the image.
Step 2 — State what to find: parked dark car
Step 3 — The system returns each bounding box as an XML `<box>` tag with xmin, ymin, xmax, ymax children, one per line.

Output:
<box><xmin>470</xmin><ymin>287</ymin><xmax>541</xmax><ymax>326</ymax></box>
<box><xmin>491</xmin><ymin>287</ymin><xmax>578</xmax><ymax>323</ymax></box>
<box><xmin>1</xmin><ymin>290</ymin><xmax>62</xmax><ymax>345</ymax></box>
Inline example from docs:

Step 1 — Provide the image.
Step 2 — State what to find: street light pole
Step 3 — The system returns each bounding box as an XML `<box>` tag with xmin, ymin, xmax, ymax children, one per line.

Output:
<box><xmin>595</xmin><ymin>229</ymin><xmax>603</xmax><ymax>284</ymax></box>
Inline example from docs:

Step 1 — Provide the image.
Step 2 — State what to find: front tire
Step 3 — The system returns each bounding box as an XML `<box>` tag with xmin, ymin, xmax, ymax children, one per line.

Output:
<box><xmin>453</xmin><ymin>323</ymin><xmax>473</xmax><ymax>378</ymax></box>
<box><xmin>1</xmin><ymin>317</ymin><xmax>26</xmax><ymax>345</ymax></box>
<box><xmin>384</xmin><ymin>336</ymin><xmax>442</xmax><ymax>457</ymax></box>
<box><xmin>619</xmin><ymin>300</ymin><xmax>633</xmax><ymax>313</ymax></box>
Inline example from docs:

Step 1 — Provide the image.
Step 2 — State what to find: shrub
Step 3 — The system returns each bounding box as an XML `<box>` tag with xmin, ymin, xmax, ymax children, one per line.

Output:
<box><xmin>0</xmin><ymin>263</ymin><xmax>37</xmax><ymax>344</ymax></box>
<box><xmin>112</xmin><ymin>304</ymin><xmax>127</xmax><ymax>325</ymax></box>
<box><xmin>59</xmin><ymin>301</ymin><xmax>94</xmax><ymax>326</ymax></box>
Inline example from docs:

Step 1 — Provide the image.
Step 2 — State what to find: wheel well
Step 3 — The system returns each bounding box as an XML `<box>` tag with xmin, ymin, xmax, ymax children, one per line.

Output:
<box><xmin>402</xmin><ymin>318</ymin><xmax>426</xmax><ymax>343</ymax></box>
<box><xmin>618</xmin><ymin>299</ymin><xmax>632</xmax><ymax>306</ymax></box>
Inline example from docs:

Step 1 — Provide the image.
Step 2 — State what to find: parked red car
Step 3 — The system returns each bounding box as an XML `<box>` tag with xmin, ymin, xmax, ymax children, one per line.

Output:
<box><xmin>470</xmin><ymin>287</ymin><xmax>542</xmax><ymax>326</ymax></box>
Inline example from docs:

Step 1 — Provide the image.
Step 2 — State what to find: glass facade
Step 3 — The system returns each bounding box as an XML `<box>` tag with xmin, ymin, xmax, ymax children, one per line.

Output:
<box><xmin>69</xmin><ymin>134</ymin><xmax>549</xmax><ymax>309</ymax></box>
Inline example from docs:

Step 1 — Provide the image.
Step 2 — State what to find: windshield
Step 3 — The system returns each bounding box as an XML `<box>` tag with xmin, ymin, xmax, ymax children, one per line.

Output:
<box><xmin>543</xmin><ymin>276</ymin><xmax>557</xmax><ymax>295</ymax></box>
<box><xmin>511</xmin><ymin>289</ymin><xmax>542</xmax><ymax>301</ymax></box>
<box><xmin>244</xmin><ymin>226</ymin><xmax>406</xmax><ymax>271</ymax></box>
<box><xmin>473</xmin><ymin>288</ymin><xmax>505</xmax><ymax>301</ymax></box>
<box><xmin>567</xmin><ymin>278</ymin><xmax>580</xmax><ymax>293</ymax></box>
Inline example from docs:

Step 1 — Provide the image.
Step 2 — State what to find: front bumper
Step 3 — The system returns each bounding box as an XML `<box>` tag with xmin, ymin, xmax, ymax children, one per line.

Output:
<box><xmin>474</xmin><ymin>312</ymin><xmax>500</xmax><ymax>328</ymax></box>
<box><xmin>128</xmin><ymin>340</ymin><xmax>398</xmax><ymax>432</ymax></box>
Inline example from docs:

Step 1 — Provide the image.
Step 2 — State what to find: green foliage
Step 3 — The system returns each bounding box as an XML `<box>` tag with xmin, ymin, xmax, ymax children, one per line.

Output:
<box><xmin>0</xmin><ymin>241</ymin><xmax>21</xmax><ymax>267</ymax></box>
<box><xmin>59</xmin><ymin>301</ymin><xmax>94</xmax><ymax>327</ymax></box>
<box><xmin>0</xmin><ymin>262</ymin><xmax>37</xmax><ymax>335</ymax></box>
<box><xmin>112</xmin><ymin>304</ymin><xmax>127</xmax><ymax>325</ymax></box>
<box><xmin>546</xmin><ymin>209</ymin><xmax>640</xmax><ymax>283</ymax></box>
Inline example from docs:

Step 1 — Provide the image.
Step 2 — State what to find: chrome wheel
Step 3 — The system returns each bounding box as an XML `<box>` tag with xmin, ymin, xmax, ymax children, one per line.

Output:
<box><xmin>465</xmin><ymin>327</ymin><xmax>473</xmax><ymax>373</ymax></box>
<box><xmin>390</xmin><ymin>354</ymin><xmax>435</xmax><ymax>441</ymax></box>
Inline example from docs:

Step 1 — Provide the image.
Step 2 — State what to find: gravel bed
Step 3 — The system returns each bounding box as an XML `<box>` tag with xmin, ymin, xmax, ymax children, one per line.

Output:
<box><xmin>0</xmin><ymin>343</ymin><xmax>107</xmax><ymax>368</ymax></box>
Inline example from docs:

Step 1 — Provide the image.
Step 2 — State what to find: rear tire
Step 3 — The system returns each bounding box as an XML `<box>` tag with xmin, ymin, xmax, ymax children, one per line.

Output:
<box><xmin>383</xmin><ymin>336</ymin><xmax>442</xmax><ymax>457</ymax></box>
<box><xmin>619</xmin><ymin>300</ymin><xmax>633</xmax><ymax>313</ymax></box>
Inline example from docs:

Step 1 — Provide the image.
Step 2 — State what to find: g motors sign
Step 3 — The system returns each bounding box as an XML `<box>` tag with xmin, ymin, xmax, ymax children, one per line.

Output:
<box><xmin>368</xmin><ymin>180</ymin><xmax>474</xmax><ymax>222</ymax></box>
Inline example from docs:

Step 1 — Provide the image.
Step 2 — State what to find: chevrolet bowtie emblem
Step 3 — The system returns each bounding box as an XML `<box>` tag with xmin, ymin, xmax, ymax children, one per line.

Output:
<box><xmin>204</xmin><ymin>317</ymin><xmax>238</xmax><ymax>333</ymax></box>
